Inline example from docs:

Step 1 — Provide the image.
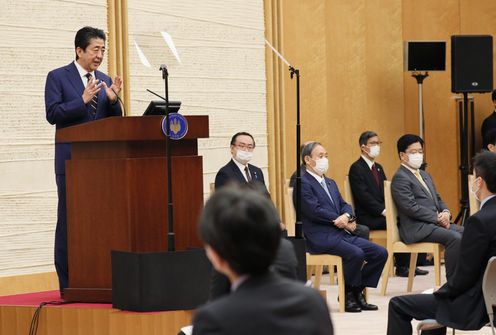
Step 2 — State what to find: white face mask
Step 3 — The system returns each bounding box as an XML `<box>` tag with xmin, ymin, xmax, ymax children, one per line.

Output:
<box><xmin>313</xmin><ymin>157</ymin><xmax>329</xmax><ymax>175</ymax></box>
<box><xmin>368</xmin><ymin>145</ymin><xmax>381</xmax><ymax>158</ymax></box>
<box><xmin>235</xmin><ymin>149</ymin><xmax>253</xmax><ymax>164</ymax></box>
<box><xmin>470</xmin><ymin>177</ymin><xmax>481</xmax><ymax>202</ymax></box>
<box><xmin>407</xmin><ymin>153</ymin><xmax>423</xmax><ymax>169</ymax></box>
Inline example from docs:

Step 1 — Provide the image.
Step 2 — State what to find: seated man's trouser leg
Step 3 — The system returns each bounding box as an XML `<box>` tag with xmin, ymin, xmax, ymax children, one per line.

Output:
<box><xmin>418</xmin><ymin>225</ymin><xmax>463</xmax><ymax>279</ymax></box>
<box><xmin>388</xmin><ymin>294</ymin><xmax>445</xmax><ymax>335</ymax></box>
<box><xmin>309</xmin><ymin>232</ymin><xmax>387</xmax><ymax>287</ymax></box>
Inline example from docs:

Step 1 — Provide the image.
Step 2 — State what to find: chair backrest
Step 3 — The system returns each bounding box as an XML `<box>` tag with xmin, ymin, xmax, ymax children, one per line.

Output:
<box><xmin>482</xmin><ymin>256</ymin><xmax>496</xmax><ymax>333</ymax></box>
<box><xmin>343</xmin><ymin>175</ymin><xmax>355</xmax><ymax>209</ymax></box>
<box><xmin>209</xmin><ymin>182</ymin><xmax>215</xmax><ymax>195</ymax></box>
<box><xmin>284</xmin><ymin>187</ymin><xmax>296</xmax><ymax>237</ymax></box>
<box><xmin>384</xmin><ymin>181</ymin><xmax>401</xmax><ymax>244</ymax></box>
<box><xmin>468</xmin><ymin>174</ymin><xmax>480</xmax><ymax>216</ymax></box>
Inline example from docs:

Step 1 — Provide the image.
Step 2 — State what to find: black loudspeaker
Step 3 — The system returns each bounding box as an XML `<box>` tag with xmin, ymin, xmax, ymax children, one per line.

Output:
<box><xmin>405</xmin><ymin>41</ymin><xmax>446</xmax><ymax>71</ymax></box>
<box><xmin>451</xmin><ymin>35</ymin><xmax>493</xmax><ymax>93</ymax></box>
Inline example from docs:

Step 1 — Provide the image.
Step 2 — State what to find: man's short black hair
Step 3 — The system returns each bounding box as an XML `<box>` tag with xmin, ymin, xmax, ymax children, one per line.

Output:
<box><xmin>484</xmin><ymin>128</ymin><xmax>496</xmax><ymax>147</ymax></box>
<box><xmin>300</xmin><ymin>141</ymin><xmax>320</xmax><ymax>166</ymax></box>
<box><xmin>492</xmin><ymin>89</ymin><xmax>496</xmax><ymax>102</ymax></box>
<box><xmin>230</xmin><ymin>132</ymin><xmax>255</xmax><ymax>147</ymax></box>
<box><xmin>198</xmin><ymin>186</ymin><xmax>280</xmax><ymax>276</ymax></box>
<box><xmin>473</xmin><ymin>151</ymin><xmax>496</xmax><ymax>193</ymax></box>
<box><xmin>397</xmin><ymin>134</ymin><xmax>424</xmax><ymax>155</ymax></box>
<box><xmin>359</xmin><ymin>131</ymin><xmax>378</xmax><ymax>146</ymax></box>
<box><xmin>74</xmin><ymin>26</ymin><xmax>106</xmax><ymax>60</ymax></box>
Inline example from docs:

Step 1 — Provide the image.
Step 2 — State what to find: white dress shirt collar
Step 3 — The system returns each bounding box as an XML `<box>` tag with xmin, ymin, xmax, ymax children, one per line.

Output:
<box><xmin>232</xmin><ymin>157</ymin><xmax>250</xmax><ymax>181</ymax></box>
<box><xmin>480</xmin><ymin>194</ymin><xmax>496</xmax><ymax>209</ymax></box>
<box><xmin>401</xmin><ymin>163</ymin><xmax>418</xmax><ymax>175</ymax></box>
<box><xmin>305</xmin><ymin>167</ymin><xmax>325</xmax><ymax>183</ymax></box>
<box><xmin>231</xmin><ymin>275</ymin><xmax>249</xmax><ymax>292</ymax></box>
<box><xmin>74</xmin><ymin>60</ymin><xmax>95</xmax><ymax>87</ymax></box>
<box><xmin>361</xmin><ymin>155</ymin><xmax>375</xmax><ymax>169</ymax></box>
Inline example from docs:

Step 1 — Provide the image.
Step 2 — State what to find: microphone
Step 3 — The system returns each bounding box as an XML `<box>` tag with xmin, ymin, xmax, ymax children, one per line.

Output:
<box><xmin>146</xmin><ymin>88</ymin><xmax>166</xmax><ymax>101</ymax></box>
<box><xmin>111</xmin><ymin>87</ymin><xmax>126</xmax><ymax>115</ymax></box>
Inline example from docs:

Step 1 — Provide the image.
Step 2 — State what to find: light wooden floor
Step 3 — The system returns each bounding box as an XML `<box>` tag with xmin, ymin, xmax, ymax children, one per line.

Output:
<box><xmin>320</xmin><ymin>265</ymin><xmax>493</xmax><ymax>335</ymax></box>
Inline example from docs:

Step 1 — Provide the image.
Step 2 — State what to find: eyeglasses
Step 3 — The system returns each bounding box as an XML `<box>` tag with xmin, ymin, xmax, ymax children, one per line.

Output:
<box><xmin>234</xmin><ymin>143</ymin><xmax>254</xmax><ymax>151</ymax></box>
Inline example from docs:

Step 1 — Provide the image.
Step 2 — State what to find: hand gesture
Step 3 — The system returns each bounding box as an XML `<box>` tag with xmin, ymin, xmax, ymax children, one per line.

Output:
<box><xmin>437</xmin><ymin>212</ymin><xmax>450</xmax><ymax>229</ymax></box>
<box><xmin>102</xmin><ymin>76</ymin><xmax>122</xmax><ymax>104</ymax></box>
<box><xmin>82</xmin><ymin>77</ymin><xmax>102</xmax><ymax>104</ymax></box>
<box><xmin>333</xmin><ymin>214</ymin><xmax>349</xmax><ymax>229</ymax></box>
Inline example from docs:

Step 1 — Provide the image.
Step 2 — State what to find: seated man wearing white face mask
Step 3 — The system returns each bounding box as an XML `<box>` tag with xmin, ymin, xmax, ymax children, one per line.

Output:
<box><xmin>391</xmin><ymin>134</ymin><xmax>463</xmax><ymax>280</ymax></box>
<box><xmin>297</xmin><ymin>142</ymin><xmax>387</xmax><ymax>312</ymax></box>
<box><xmin>214</xmin><ymin>132</ymin><xmax>268</xmax><ymax>194</ymax></box>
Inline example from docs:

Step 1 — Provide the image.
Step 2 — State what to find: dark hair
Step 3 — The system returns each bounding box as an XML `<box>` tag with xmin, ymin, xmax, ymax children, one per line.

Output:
<box><xmin>230</xmin><ymin>132</ymin><xmax>255</xmax><ymax>148</ymax></box>
<box><xmin>74</xmin><ymin>26</ymin><xmax>106</xmax><ymax>60</ymax></box>
<box><xmin>300</xmin><ymin>141</ymin><xmax>321</xmax><ymax>165</ymax></box>
<box><xmin>397</xmin><ymin>134</ymin><xmax>424</xmax><ymax>155</ymax></box>
<box><xmin>492</xmin><ymin>89</ymin><xmax>496</xmax><ymax>102</ymax></box>
<box><xmin>485</xmin><ymin>128</ymin><xmax>496</xmax><ymax>147</ymax></box>
<box><xmin>473</xmin><ymin>151</ymin><xmax>496</xmax><ymax>193</ymax></box>
<box><xmin>359</xmin><ymin>131</ymin><xmax>378</xmax><ymax>146</ymax></box>
<box><xmin>198</xmin><ymin>186</ymin><xmax>280</xmax><ymax>275</ymax></box>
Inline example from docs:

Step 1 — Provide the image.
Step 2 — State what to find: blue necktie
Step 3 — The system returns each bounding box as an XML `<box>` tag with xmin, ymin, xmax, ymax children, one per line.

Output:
<box><xmin>320</xmin><ymin>179</ymin><xmax>334</xmax><ymax>205</ymax></box>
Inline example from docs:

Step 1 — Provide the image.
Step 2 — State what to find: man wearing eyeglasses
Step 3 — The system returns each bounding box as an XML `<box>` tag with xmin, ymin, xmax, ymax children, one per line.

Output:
<box><xmin>214</xmin><ymin>132</ymin><xmax>267</xmax><ymax>194</ymax></box>
<box><xmin>391</xmin><ymin>134</ymin><xmax>463</xmax><ymax>280</ymax></box>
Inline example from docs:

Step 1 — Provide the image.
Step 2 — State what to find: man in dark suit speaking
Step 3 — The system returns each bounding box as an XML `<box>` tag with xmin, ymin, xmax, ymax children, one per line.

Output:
<box><xmin>387</xmin><ymin>151</ymin><xmax>496</xmax><ymax>334</ymax></box>
<box><xmin>193</xmin><ymin>186</ymin><xmax>333</xmax><ymax>335</ymax></box>
<box><xmin>45</xmin><ymin>26</ymin><xmax>122</xmax><ymax>295</ymax></box>
<box><xmin>214</xmin><ymin>132</ymin><xmax>267</xmax><ymax>193</ymax></box>
<box><xmin>391</xmin><ymin>134</ymin><xmax>463</xmax><ymax>280</ymax></box>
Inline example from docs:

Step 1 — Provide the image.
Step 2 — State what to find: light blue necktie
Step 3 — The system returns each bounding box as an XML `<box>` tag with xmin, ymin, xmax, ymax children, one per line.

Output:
<box><xmin>320</xmin><ymin>179</ymin><xmax>334</xmax><ymax>205</ymax></box>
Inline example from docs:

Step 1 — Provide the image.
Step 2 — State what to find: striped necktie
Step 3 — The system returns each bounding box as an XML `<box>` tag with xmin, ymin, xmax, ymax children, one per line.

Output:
<box><xmin>414</xmin><ymin>170</ymin><xmax>432</xmax><ymax>198</ymax></box>
<box><xmin>85</xmin><ymin>73</ymin><xmax>98</xmax><ymax>114</ymax></box>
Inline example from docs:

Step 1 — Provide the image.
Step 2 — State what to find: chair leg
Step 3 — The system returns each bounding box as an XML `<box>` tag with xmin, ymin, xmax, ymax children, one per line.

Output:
<box><xmin>307</xmin><ymin>265</ymin><xmax>315</xmax><ymax>281</ymax></box>
<box><xmin>335</xmin><ymin>260</ymin><xmax>345</xmax><ymax>313</ymax></box>
<box><xmin>381</xmin><ymin>252</ymin><xmax>394</xmax><ymax>295</ymax></box>
<box><xmin>314</xmin><ymin>265</ymin><xmax>323</xmax><ymax>289</ymax></box>
<box><xmin>407</xmin><ymin>253</ymin><xmax>418</xmax><ymax>292</ymax></box>
<box><xmin>434</xmin><ymin>247</ymin><xmax>441</xmax><ymax>287</ymax></box>
<box><xmin>329</xmin><ymin>265</ymin><xmax>335</xmax><ymax>285</ymax></box>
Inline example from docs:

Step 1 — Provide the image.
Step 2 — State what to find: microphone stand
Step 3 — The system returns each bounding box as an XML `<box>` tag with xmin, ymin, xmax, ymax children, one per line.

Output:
<box><xmin>412</xmin><ymin>71</ymin><xmax>429</xmax><ymax>170</ymax></box>
<box><xmin>265</xmin><ymin>40</ymin><xmax>302</xmax><ymax>239</ymax></box>
<box><xmin>159</xmin><ymin>64</ymin><xmax>175</xmax><ymax>251</ymax></box>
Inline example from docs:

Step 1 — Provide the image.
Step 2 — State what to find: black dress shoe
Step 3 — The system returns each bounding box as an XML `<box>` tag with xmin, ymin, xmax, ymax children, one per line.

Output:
<box><xmin>415</xmin><ymin>267</ymin><xmax>429</xmax><ymax>276</ymax></box>
<box><xmin>395</xmin><ymin>266</ymin><xmax>429</xmax><ymax>277</ymax></box>
<box><xmin>344</xmin><ymin>291</ymin><xmax>361</xmax><ymax>312</ymax></box>
<box><xmin>355</xmin><ymin>291</ymin><xmax>378</xmax><ymax>311</ymax></box>
<box><xmin>395</xmin><ymin>266</ymin><xmax>410</xmax><ymax>277</ymax></box>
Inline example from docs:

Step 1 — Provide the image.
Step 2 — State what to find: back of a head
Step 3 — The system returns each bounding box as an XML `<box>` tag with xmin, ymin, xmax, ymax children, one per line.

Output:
<box><xmin>198</xmin><ymin>186</ymin><xmax>281</xmax><ymax>276</ymax></box>
<box><xmin>473</xmin><ymin>151</ymin><xmax>496</xmax><ymax>193</ymax></box>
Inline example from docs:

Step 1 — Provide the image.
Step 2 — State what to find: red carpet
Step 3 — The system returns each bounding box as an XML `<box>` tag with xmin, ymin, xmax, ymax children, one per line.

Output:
<box><xmin>0</xmin><ymin>290</ymin><xmax>111</xmax><ymax>308</ymax></box>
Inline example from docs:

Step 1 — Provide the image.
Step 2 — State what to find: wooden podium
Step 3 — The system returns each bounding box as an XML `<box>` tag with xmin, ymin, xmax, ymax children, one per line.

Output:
<box><xmin>56</xmin><ymin>115</ymin><xmax>209</xmax><ymax>302</ymax></box>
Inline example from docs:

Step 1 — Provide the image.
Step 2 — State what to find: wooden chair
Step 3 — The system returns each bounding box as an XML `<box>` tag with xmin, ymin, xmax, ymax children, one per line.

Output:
<box><xmin>482</xmin><ymin>256</ymin><xmax>496</xmax><ymax>335</ymax></box>
<box><xmin>343</xmin><ymin>176</ymin><xmax>387</xmax><ymax>248</ymax></box>
<box><xmin>306</xmin><ymin>253</ymin><xmax>346</xmax><ymax>313</ymax></box>
<box><xmin>381</xmin><ymin>181</ymin><xmax>443</xmax><ymax>295</ymax></box>
<box><xmin>468</xmin><ymin>174</ymin><xmax>480</xmax><ymax>216</ymax></box>
<box><xmin>286</xmin><ymin>186</ymin><xmax>346</xmax><ymax>311</ymax></box>
<box><xmin>284</xmin><ymin>186</ymin><xmax>296</xmax><ymax>237</ymax></box>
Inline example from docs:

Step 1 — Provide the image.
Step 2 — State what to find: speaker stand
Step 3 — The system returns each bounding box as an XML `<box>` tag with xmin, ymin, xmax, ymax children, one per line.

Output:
<box><xmin>412</xmin><ymin>71</ymin><xmax>429</xmax><ymax>170</ymax></box>
<box><xmin>454</xmin><ymin>92</ymin><xmax>471</xmax><ymax>226</ymax></box>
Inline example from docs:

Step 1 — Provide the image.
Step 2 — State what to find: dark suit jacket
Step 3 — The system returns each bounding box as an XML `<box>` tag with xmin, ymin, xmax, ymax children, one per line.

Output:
<box><xmin>193</xmin><ymin>272</ymin><xmax>333</xmax><ymax>335</ymax></box>
<box><xmin>481</xmin><ymin>111</ymin><xmax>496</xmax><ymax>148</ymax></box>
<box><xmin>391</xmin><ymin>165</ymin><xmax>448</xmax><ymax>244</ymax></box>
<box><xmin>45</xmin><ymin>62</ymin><xmax>122</xmax><ymax>175</ymax></box>
<box><xmin>298</xmin><ymin>171</ymin><xmax>353</xmax><ymax>252</ymax></box>
<box><xmin>214</xmin><ymin>159</ymin><xmax>266</xmax><ymax>191</ymax></box>
<box><xmin>434</xmin><ymin>196</ymin><xmax>496</xmax><ymax>330</ymax></box>
<box><xmin>348</xmin><ymin>157</ymin><xmax>387</xmax><ymax>229</ymax></box>
<box><xmin>209</xmin><ymin>237</ymin><xmax>298</xmax><ymax>300</ymax></box>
